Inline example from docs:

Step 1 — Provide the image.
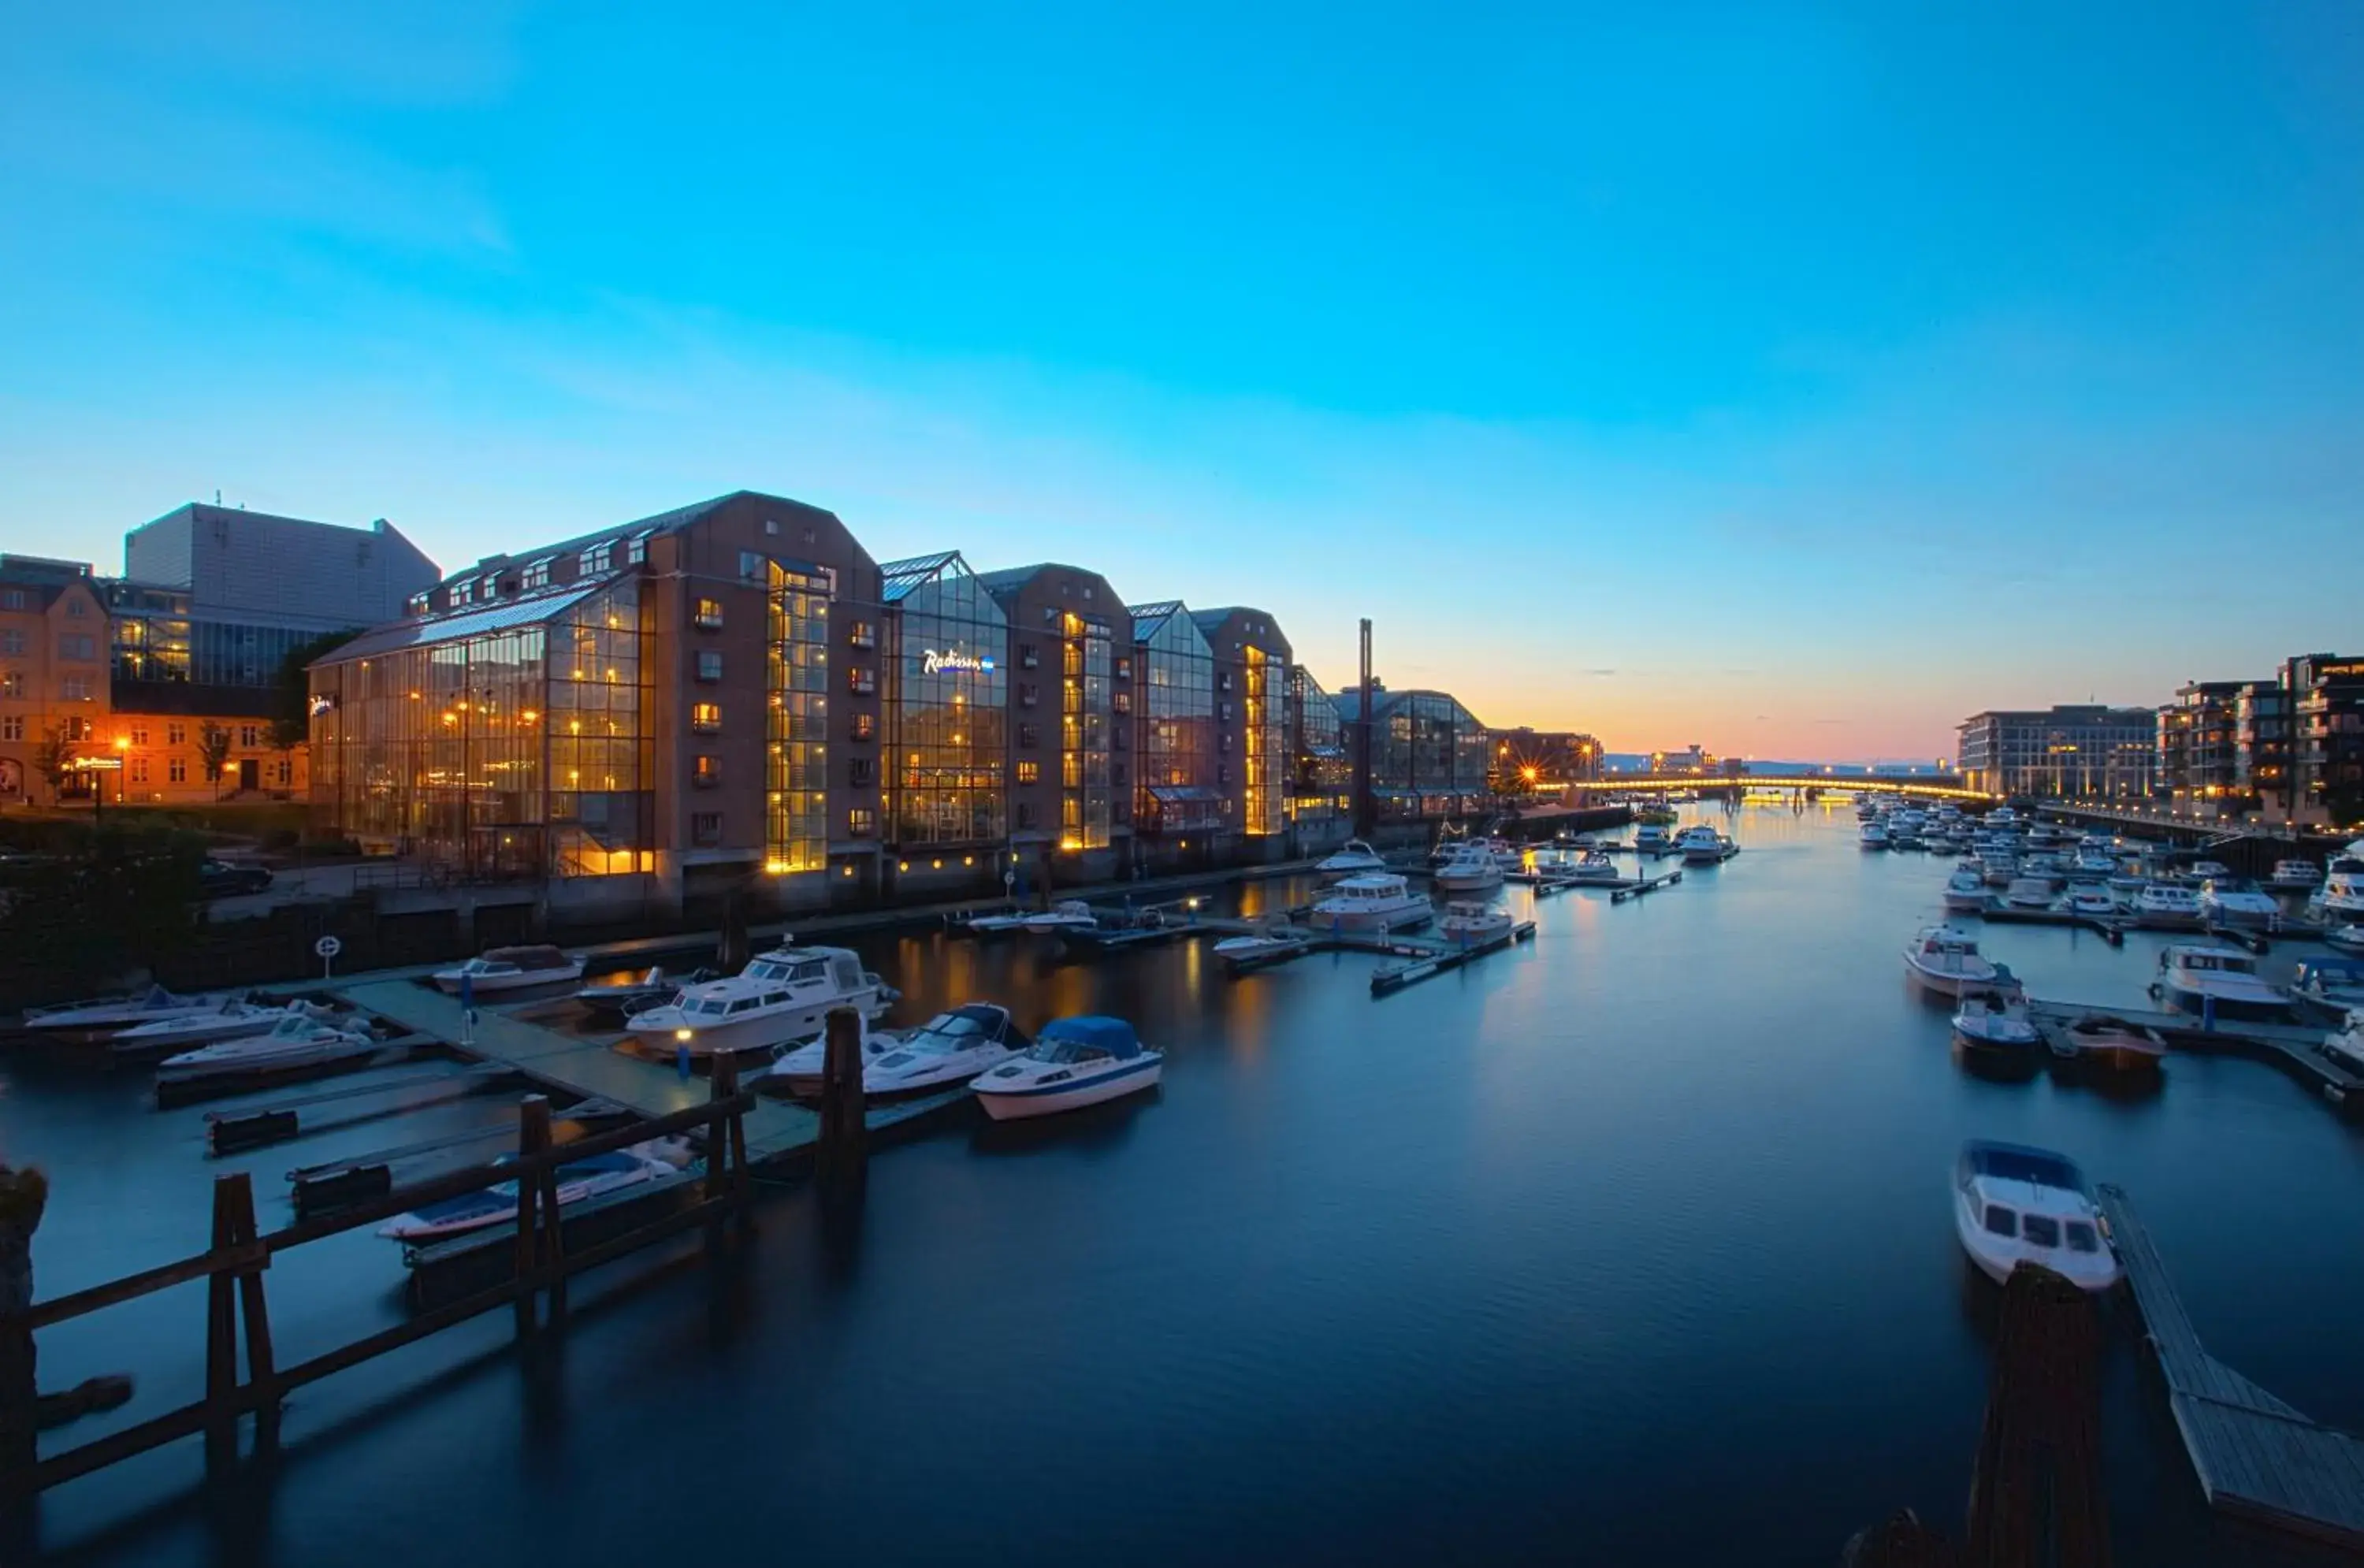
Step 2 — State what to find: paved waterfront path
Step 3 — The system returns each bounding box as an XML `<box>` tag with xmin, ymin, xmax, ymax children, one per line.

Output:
<box><xmin>2098</xmin><ymin>1183</ymin><xmax>2364</xmax><ymax>1551</ymax></box>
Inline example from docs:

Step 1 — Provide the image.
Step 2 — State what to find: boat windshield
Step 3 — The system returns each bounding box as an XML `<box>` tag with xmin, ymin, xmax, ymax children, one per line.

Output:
<box><xmin>2020</xmin><ymin>1214</ymin><xmax>2061</xmax><ymax>1248</ymax></box>
<box><xmin>1983</xmin><ymin>1205</ymin><xmax>2018</xmax><ymax>1237</ymax></box>
<box><xmin>1028</xmin><ymin>1039</ymin><xmax>1113</xmax><ymax>1065</ymax></box>
<box><xmin>691</xmin><ymin>999</ymin><xmax>728</xmax><ymax>1016</ymax></box>
<box><xmin>2064</xmin><ymin>1221</ymin><xmax>2100</xmax><ymax>1254</ymax></box>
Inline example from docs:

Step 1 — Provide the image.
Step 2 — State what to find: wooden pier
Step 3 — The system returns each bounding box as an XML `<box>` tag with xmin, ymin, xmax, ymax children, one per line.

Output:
<box><xmin>1973</xmin><ymin>902</ymin><xmax>2128</xmax><ymax>945</ymax></box>
<box><xmin>2026</xmin><ymin>999</ymin><xmax>2360</xmax><ymax>1112</ymax></box>
<box><xmin>1611</xmin><ymin>868</ymin><xmax>1684</xmax><ymax>904</ymax></box>
<box><xmin>2098</xmin><ymin>1184</ymin><xmax>2364</xmax><ymax>1551</ymax></box>
<box><xmin>1370</xmin><ymin>921</ymin><xmax>1537</xmax><ymax>995</ymax></box>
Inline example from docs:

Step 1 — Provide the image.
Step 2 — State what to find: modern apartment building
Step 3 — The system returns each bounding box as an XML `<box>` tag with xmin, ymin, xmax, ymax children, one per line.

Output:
<box><xmin>1286</xmin><ymin>667</ymin><xmax>1351</xmax><ymax>828</ymax></box>
<box><xmin>1189</xmin><ymin>608</ymin><xmax>1292</xmax><ymax>849</ymax></box>
<box><xmin>1957</xmin><ymin>706</ymin><xmax>2156</xmax><ymax>800</ymax></box>
<box><xmin>307</xmin><ymin>492</ymin><xmax>883</xmax><ymax>912</ymax></box>
<box><xmin>2156</xmin><ymin>682</ymin><xmax>2247</xmax><ymax>815</ymax></box>
<box><xmin>975</xmin><ymin>565</ymin><xmax>1133</xmax><ymax>882</ymax></box>
<box><xmin>2287</xmin><ymin>652</ymin><xmax>2364</xmax><ymax>828</ymax></box>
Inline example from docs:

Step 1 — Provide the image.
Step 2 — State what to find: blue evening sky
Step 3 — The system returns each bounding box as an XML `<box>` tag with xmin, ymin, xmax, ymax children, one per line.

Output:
<box><xmin>3</xmin><ymin>2</ymin><xmax>2358</xmax><ymax>759</ymax></box>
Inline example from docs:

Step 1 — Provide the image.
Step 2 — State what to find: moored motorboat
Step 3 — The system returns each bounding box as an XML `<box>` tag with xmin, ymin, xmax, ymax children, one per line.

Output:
<box><xmin>1942</xmin><ymin>867</ymin><xmax>1989</xmax><ymax>913</ymax></box>
<box><xmin>1318</xmin><ymin>838</ymin><xmax>1388</xmax><ymax>875</ymax></box>
<box><xmin>574</xmin><ymin>966</ymin><xmax>716</xmax><ymax>1021</ymax></box>
<box><xmin>2065</xmin><ymin>1014</ymin><xmax>2166</xmax><ymax>1072</ymax></box>
<box><xmin>2002</xmin><ymin>876</ymin><xmax>2055</xmax><ymax>910</ymax></box>
<box><xmin>116</xmin><ymin>998</ymin><xmax>333</xmax><ymax>1051</ymax></box>
<box><xmin>432</xmin><ymin>946</ymin><xmax>585</xmax><ymax>995</ymax></box>
<box><xmin>1022</xmin><ymin>900</ymin><xmax>1101</xmax><ymax>934</ymax></box>
<box><xmin>1547</xmin><ymin>849</ymin><xmax>1621</xmax><ymax>884</ymax></box>
<box><xmin>626</xmin><ymin>945</ymin><xmax>896</xmax><ymax>1057</ymax></box>
<box><xmin>859</xmin><ymin>1004</ymin><xmax>1032</xmax><ymax>1097</ymax></box>
<box><xmin>24</xmin><ymin>984</ymin><xmax>231</xmax><ymax>1035</ymax></box>
<box><xmin>2271</xmin><ymin>859</ymin><xmax>2323</xmax><ymax>890</ymax></box>
<box><xmin>1309</xmin><ymin>873</ymin><xmax>1432</xmax><ymax>933</ymax></box>
<box><xmin>2329</xmin><ymin>925</ymin><xmax>2364</xmax><ymax>956</ymax></box>
<box><xmin>2132</xmin><ymin>883</ymin><xmax>2202</xmax><ymax>923</ymax></box>
<box><xmin>2186</xmin><ymin>860</ymin><xmax>2232</xmax><ymax>883</ymax></box>
<box><xmin>1634</xmin><ymin>823</ymin><xmax>1674</xmax><ymax>854</ymax></box>
<box><xmin>380</xmin><ymin>1145</ymin><xmax>679</xmax><ymax>1242</ymax></box>
<box><xmin>1953</xmin><ymin>1141</ymin><xmax>2120</xmax><ymax>1292</ymax></box>
<box><xmin>1676</xmin><ymin>825</ymin><xmax>1733</xmax><ymax>864</ymax></box>
<box><xmin>2066</xmin><ymin>884</ymin><xmax>2117</xmax><ymax>918</ymax></box>
<box><xmin>1951</xmin><ymin>994</ymin><xmax>2042</xmax><ymax>1058</ymax></box>
<box><xmin>1859</xmin><ymin>820</ymin><xmax>1890</xmax><ymax>850</ymax></box>
<box><xmin>973</xmin><ymin>1016</ymin><xmax>1163</xmax><ymax>1121</ymax></box>
<box><xmin>1902</xmin><ymin>925</ymin><xmax>2013</xmax><ymax>998</ymax></box>
<box><xmin>2324</xmin><ymin>1010</ymin><xmax>2364</xmax><ymax>1076</ymax></box>
<box><xmin>1437</xmin><ymin>900</ymin><xmax>1514</xmax><ymax>946</ymax></box>
<box><xmin>2293</xmin><ymin>957</ymin><xmax>2364</xmax><ymax>1010</ymax></box>
<box><xmin>2156</xmin><ymin>943</ymin><xmax>2288</xmax><ymax>1020</ymax></box>
<box><xmin>1212</xmin><ymin>917</ymin><xmax>1313</xmax><ymax>968</ymax></box>
<box><xmin>2310</xmin><ymin>856</ymin><xmax>2364</xmax><ymax>920</ymax></box>
<box><xmin>2197</xmin><ymin>877</ymin><xmax>2280</xmax><ymax>929</ymax></box>
<box><xmin>156</xmin><ymin>1012</ymin><xmax>382</xmax><ymax>1087</ymax></box>
<box><xmin>1433</xmin><ymin>844</ymin><xmax>1504</xmax><ymax>894</ymax></box>
<box><xmin>963</xmin><ymin>908</ymin><xmax>1037</xmax><ymax>936</ymax></box>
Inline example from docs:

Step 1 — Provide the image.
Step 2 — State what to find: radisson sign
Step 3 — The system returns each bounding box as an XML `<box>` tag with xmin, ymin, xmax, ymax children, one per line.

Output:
<box><xmin>922</xmin><ymin>648</ymin><xmax>995</xmax><ymax>675</ymax></box>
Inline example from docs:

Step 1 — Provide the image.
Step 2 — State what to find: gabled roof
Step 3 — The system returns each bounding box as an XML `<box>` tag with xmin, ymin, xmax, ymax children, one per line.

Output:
<box><xmin>879</xmin><ymin>549</ymin><xmax>966</xmax><ymax>604</ymax></box>
<box><xmin>318</xmin><ymin>577</ymin><xmax>615</xmax><ymax>665</ymax></box>
<box><xmin>973</xmin><ymin>563</ymin><xmax>1062</xmax><ymax>593</ymax></box>
<box><xmin>1125</xmin><ymin>600</ymin><xmax>1187</xmax><ymax>636</ymax></box>
<box><xmin>437</xmin><ymin>490</ymin><xmax>831</xmax><ymax>585</ymax></box>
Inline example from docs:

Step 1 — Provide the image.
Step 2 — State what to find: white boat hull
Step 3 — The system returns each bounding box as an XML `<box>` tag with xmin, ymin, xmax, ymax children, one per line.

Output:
<box><xmin>630</xmin><ymin>990</ymin><xmax>891</xmax><ymax>1057</ymax></box>
<box><xmin>433</xmin><ymin>966</ymin><xmax>582</xmax><ymax>994</ymax></box>
<box><xmin>158</xmin><ymin>1034</ymin><xmax>380</xmax><ymax>1083</ymax></box>
<box><xmin>976</xmin><ymin>1059</ymin><xmax>1162</xmax><ymax>1120</ymax></box>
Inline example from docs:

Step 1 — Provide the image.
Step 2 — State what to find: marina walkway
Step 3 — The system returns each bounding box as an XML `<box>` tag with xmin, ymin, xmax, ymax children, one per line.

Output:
<box><xmin>2098</xmin><ymin>1184</ymin><xmax>2364</xmax><ymax>1551</ymax></box>
<box><xmin>336</xmin><ymin>979</ymin><xmax>826</xmax><ymax>1161</ymax></box>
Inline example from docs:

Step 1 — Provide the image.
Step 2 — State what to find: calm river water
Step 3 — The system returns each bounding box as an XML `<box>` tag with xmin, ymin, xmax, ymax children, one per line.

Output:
<box><xmin>7</xmin><ymin>804</ymin><xmax>2363</xmax><ymax>1565</ymax></box>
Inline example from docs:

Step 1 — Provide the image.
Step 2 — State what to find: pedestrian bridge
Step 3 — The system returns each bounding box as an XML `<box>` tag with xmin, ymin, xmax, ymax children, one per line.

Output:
<box><xmin>1578</xmin><ymin>773</ymin><xmax>1992</xmax><ymax>801</ymax></box>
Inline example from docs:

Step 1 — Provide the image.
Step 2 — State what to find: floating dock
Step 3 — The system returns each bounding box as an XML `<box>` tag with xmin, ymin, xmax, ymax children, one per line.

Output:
<box><xmin>2025</xmin><ymin>998</ymin><xmax>2358</xmax><ymax>1112</ymax></box>
<box><xmin>1370</xmin><ymin>921</ymin><xmax>1537</xmax><ymax>995</ymax></box>
<box><xmin>1611</xmin><ymin>869</ymin><xmax>1684</xmax><ymax>904</ymax></box>
<box><xmin>2098</xmin><ymin>1184</ymin><xmax>2364</xmax><ymax>1551</ymax></box>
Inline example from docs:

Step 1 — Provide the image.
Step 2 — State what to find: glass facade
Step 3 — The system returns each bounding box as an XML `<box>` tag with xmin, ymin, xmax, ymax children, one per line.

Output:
<box><xmin>1132</xmin><ymin>603</ymin><xmax>1217</xmax><ymax>834</ymax></box>
<box><xmin>1062</xmin><ymin>612</ymin><xmax>1113</xmax><ymax>849</ymax></box>
<box><xmin>1288</xmin><ymin>666</ymin><xmax>1349</xmax><ymax>820</ymax></box>
<box><xmin>768</xmin><ymin>560</ymin><xmax>832</xmax><ymax>873</ymax></box>
<box><xmin>882</xmin><ymin>553</ymin><xmax>1007</xmax><ymax>844</ymax></box>
<box><xmin>1370</xmin><ymin>689</ymin><xmax>1491</xmax><ymax>812</ymax></box>
<box><xmin>310</xmin><ymin>579</ymin><xmax>652</xmax><ymax>876</ymax></box>
<box><xmin>1243</xmin><ymin>645</ymin><xmax>1285</xmax><ymax>836</ymax></box>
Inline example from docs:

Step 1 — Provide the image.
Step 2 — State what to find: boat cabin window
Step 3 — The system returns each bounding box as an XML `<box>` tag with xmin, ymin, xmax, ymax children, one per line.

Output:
<box><xmin>745</xmin><ymin>961</ymin><xmax>784</xmax><ymax>982</ymax></box>
<box><xmin>831</xmin><ymin>956</ymin><xmax>861</xmax><ymax>989</ymax></box>
<box><xmin>762</xmin><ymin>992</ymin><xmax>788</xmax><ymax>1007</ymax></box>
<box><xmin>788</xmin><ymin>960</ymin><xmax>828</xmax><ymax>985</ymax></box>
<box><xmin>2064</xmin><ymin>1221</ymin><xmax>2100</xmax><ymax>1253</ymax></box>
<box><xmin>1982</xmin><ymin>1205</ymin><xmax>2018</xmax><ymax>1238</ymax></box>
<box><xmin>693</xmin><ymin>999</ymin><xmax>727</xmax><ymax>1016</ymax></box>
<box><xmin>2020</xmin><ymin>1214</ymin><xmax>2061</xmax><ymax>1248</ymax></box>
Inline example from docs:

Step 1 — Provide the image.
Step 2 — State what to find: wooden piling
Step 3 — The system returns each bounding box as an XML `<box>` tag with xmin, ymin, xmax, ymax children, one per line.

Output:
<box><xmin>816</xmin><ymin>1008</ymin><xmax>868</xmax><ymax>1194</ymax></box>
<box><xmin>514</xmin><ymin>1096</ymin><xmax>550</xmax><ymax>1338</ymax></box>
<box><xmin>203</xmin><ymin>1178</ymin><xmax>240</xmax><ymax>1472</ymax></box>
<box><xmin>0</xmin><ymin>1165</ymin><xmax>47</xmax><ymax>1490</ymax></box>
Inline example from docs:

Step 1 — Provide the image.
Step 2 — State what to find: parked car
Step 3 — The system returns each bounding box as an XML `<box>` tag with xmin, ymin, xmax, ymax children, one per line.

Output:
<box><xmin>198</xmin><ymin>859</ymin><xmax>274</xmax><ymax>897</ymax></box>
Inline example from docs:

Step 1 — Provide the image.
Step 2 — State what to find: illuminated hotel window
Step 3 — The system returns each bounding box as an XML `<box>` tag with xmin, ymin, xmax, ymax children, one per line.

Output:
<box><xmin>1017</xmin><ymin>760</ymin><xmax>1039</xmax><ymax>785</ymax></box>
<box><xmin>693</xmin><ymin>597</ymin><xmax>723</xmax><ymax>630</ymax></box>
<box><xmin>693</xmin><ymin>754</ymin><xmax>720</xmax><ymax>788</ymax></box>
<box><xmin>690</xmin><ymin>701</ymin><xmax>722</xmax><ymax>733</ymax></box>
<box><xmin>875</xmin><ymin>551</ymin><xmax>1006</xmax><ymax>845</ymax></box>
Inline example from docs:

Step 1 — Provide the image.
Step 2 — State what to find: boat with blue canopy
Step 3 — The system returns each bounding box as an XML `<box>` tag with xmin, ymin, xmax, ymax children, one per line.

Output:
<box><xmin>972</xmin><ymin>1016</ymin><xmax>1163</xmax><ymax>1122</ymax></box>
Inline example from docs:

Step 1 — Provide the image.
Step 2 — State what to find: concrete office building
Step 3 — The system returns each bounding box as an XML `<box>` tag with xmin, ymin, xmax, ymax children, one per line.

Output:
<box><xmin>1957</xmin><ymin>706</ymin><xmax>2157</xmax><ymax>800</ymax></box>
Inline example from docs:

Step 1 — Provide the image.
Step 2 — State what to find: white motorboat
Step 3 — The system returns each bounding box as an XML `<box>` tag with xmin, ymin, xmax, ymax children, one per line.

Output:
<box><xmin>432</xmin><ymin>946</ymin><xmax>584</xmax><ymax>994</ymax></box>
<box><xmin>626</xmin><ymin>945</ymin><xmax>895</xmax><ymax>1057</ymax></box>
<box><xmin>1980</xmin><ymin>853</ymin><xmax>2018</xmax><ymax>888</ymax></box>
<box><xmin>1318</xmin><ymin>838</ymin><xmax>1388</xmax><ymax>875</ymax></box>
<box><xmin>2071</xmin><ymin>850</ymin><xmax>2118</xmax><ymax>878</ymax></box>
<box><xmin>1901</xmin><ymin>925</ymin><xmax>2010</xmax><ymax>998</ymax></box>
<box><xmin>2310</xmin><ymin>856</ymin><xmax>2364</xmax><ymax>920</ymax></box>
<box><xmin>1433</xmin><ymin>844</ymin><xmax>1504</xmax><ymax>893</ymax></box>
<box><xmin>1634</xmin><ymin>823</ymin><xmax>1674</xmax><ymax>855</ymax></box>
<box><xmin>155</xmin><ymin>1012</ymin><xmax>382</xmax><ymax>1087</ymax></box>
<box><xmin>2324</xmin><ymin>1010</ymin><xmax>2364</xmax><ymax>1076</ymax></box>
<box><xmin>963</xmin><ymin>908</ymin><xmax>1036</xmax><ymax>935</ymax></box>
<box><xmin>574</xmin><ymin>965</ymin><xmax>719</xmax><ymax>1021</ymax></box>
<box><xmin>2061</xmin><ymin>1014</ymin><xmax>2166</xmax><ymax>1072</ymax></box>
<box><xmin>2066</xmin><ymin>885</ymin><xmax>2117</xmax><ymax>918</ymax></box>
<box><xmin>2187</xmin><ymin>860</ymin><xmax>2232</xmax><ymax>883</ymax></box>
<box><xmin>1856</xmin><ymin>798</ymin><xmax>1880</xmax><ymax>819</ymax></box>
<box><xmin>24</xmin><ymin>984</ymin><xmax>229</xmax><ymax>1035</ymax></box>
<box><xmin>1437</xmin><ymin>900</ymin><xmax>1514</xmax><ymax>946</ymax></box>
<box><xmin>116</xmin><ymin>998</ymin><xmax>333</xmax><ymax>1050</ymax></box>
<box><xmin>1212</xmin><ymin>916</ymin><xmax>1312</xmax><ymax>968</ymax></box>
<box><xmin>2157</xmin><ymin>944</ymin><xmax>2287</xmax><ymax>1020</ymax></box>
<box><xmin>1309</xmin><ymin>873</ymin><xmax>1432</xmax><ymax>933</ymax></box>
<box><xmin>1547</xmin><ymin>849</ymin><xmax>1621</xmax><ymax>884</ymax></box>
<box><xmin>2106</xmin><ymin>867</ymin><xmax>2149</xmax><ymax>894</ymax></box>
<box><xmin>1953</xmin><ymin>1142</ymin><xmax>2120</xmax><ymax>1292</ymax></box>
<box><xmin>1942</xmin><ymin>868</ymin><xmax>1989</xmax><ymax>913</ymax></box>
<box><xmin>762</xmin><ymin>1013</ymin><xmax>898</xmax><ymax>1093</ymax></box>
<box><xmin>2198</xmin><ymin>878</ymin><xmax>2280</xmax><ymax>928</ymax></box>
<box><xmin>1859</xmin><ymin>820</ymin><xmax>1890</xmax><ymax>849</ymax></box>
<box><xmin>973</xmin><ymin>1016</ymin><xmax>1162</xmax><ymax>1121</ymax></box>
<box><xmin>1951</xmin><ymin>995</ymin><xmax>2042</xmax><ymax>1057</ymax></box>
<box><xmin>2293</xmin><ymin>958</ymin><xmax>2364</xmax><ymax>1010</ymax></box>
<box><xmin>1676</xmin><ymin>826</ymin><xmax>1732</xmax><ymax>864</ymax></box>
<box><xmin>1984</xmin><ymin>807</ymin><xmax>2020</xmax><ymax>830</ymax></box>
<box><xmin>1022</xmin><ymin>899</ymin><xmax>1101</xmax><ymax>934</ymax></box>
<box><xmin>860</xmin><ymin>1004</ymin><xmax>1032</xmax><ymax>1097</ymax></box>
<box><xmin>2270</xmin><ymin>860</ymin><xmax>2323</xmax><ymax>890</ymax></box>
<box><xmin>380</xmin><ymin>1145</ymin><xmax>678</xmax><ymax>1242</ymax></box>
<box><xmin>2002</xmin><ymin>876</ymin><xmax>2057</xmax><ymax>910</ymax></box>
<box><xmin>2018</xmin><ymin>853</ymin><xmax>2067</xmax><ymax>880</ymax></box>
<box><xmin>2132</xmin><ymin>882</ymin><xmax>2202</xmax><ymax>922</ymax></box>
<box><xmin>2327</xmin><ymin>925</ymin><xmax>2364</xmax><ymax>956</ymax></box>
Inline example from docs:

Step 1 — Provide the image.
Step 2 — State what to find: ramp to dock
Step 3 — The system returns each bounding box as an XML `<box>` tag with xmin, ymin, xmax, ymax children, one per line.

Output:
<box><xmin>337</xmin><ymin>979</ymin><xmax>823</xmax><ymax>1160</ymax></box>
<box><xmin>2098</xmin><ymin>1184</ymin><xmax>2364</xmax><ymax>1551</ymax></box>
